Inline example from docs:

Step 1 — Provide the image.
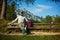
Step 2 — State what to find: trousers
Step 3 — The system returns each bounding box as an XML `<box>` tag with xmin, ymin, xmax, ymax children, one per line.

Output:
<box><xmin>18</xmin><ymin>22</ymin><xmax>27</xmax><ymax>34</ymax></box>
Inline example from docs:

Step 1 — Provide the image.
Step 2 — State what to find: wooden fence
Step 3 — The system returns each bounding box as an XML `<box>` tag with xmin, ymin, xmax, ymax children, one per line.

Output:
<box><xmin>6</xmin><ymin>23</ymin><xmax>60</xmax><ymax>33</ymax></box>
<box><xmin>7</xmin><ymin>23</ymin><xmax>60</xmax><ymax>31</ymax></box>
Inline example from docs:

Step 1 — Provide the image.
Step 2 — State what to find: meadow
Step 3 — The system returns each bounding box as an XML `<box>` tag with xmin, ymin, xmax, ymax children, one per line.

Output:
<box><xmin>0</xmin><ymin>34</ymin><xmax>60</xmax><ymax>40</ymax></box>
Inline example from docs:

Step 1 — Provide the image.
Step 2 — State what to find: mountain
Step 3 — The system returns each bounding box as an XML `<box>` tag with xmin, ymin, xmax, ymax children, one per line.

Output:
<box><xmin>17</xmin><ymin>8</ymin><xmax>41</xmax><ymax>22</ymax></box>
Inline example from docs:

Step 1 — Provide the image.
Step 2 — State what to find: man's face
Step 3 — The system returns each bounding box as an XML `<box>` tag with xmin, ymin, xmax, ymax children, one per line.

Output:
<box><xmin>20</xmin><ymin>13</ymin><xmax>23</xmax><ymax>16</ymax></box>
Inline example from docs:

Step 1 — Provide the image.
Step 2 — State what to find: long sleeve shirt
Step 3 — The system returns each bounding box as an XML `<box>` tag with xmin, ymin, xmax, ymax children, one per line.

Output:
<box><xmin>10</xmin><ymin>15</ymin><xmax>28</xmax><ymax>24</ymax></box>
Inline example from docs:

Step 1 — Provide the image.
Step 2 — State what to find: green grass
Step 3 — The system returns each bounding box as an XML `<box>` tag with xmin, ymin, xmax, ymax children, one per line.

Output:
<box><xmin>0</xmin><ymin>34</ymin><xmax>60</xmax><ymax>40</ymax></box>
<box><xmin>0</xmin><ymin>20</ymin><xmax>10</xmax><ymax>33</ymax></box>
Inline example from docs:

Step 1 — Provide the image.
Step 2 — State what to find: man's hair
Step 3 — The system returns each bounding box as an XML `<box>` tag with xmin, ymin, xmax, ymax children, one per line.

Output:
<box><xmin>21</xmin><ymin>11</ymin><xmax>23</xmax><ymax>14</ymax></box>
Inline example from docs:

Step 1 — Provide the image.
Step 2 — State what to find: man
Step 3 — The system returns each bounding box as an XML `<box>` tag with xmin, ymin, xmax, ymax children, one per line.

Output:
<box><xmin>8</xmin><ymin>11</ymin><xmax>28</xmax><ymax>34</ymax></box>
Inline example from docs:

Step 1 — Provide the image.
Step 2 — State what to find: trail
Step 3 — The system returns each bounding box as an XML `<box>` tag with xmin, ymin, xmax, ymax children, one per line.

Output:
<box><xmin>0</xmin><ymin>32</ymin><xmax>60</xmax><ymax>36</ymax></box>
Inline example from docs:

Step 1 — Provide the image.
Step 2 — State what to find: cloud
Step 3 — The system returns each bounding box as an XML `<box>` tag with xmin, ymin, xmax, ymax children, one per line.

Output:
<box><xmin>27</xmin><ymin>4</ymin><xmax>52</xmax><ymax>14</ymax></box>
<box><xmin>29</xmin><ymin>8</ymin><xmax>42</xmax><ymax>16</ymax></box>
<box><xmin>36</xmin><ymin>4</ymin><xmax>52</xmax><ymax>9</ymax></box>
<box><xmin>30</xmin><ymin>4</ymin><xmax>52</xmax><ymax>13</ymax></box>
<box><xmin>33</xmin><ymin>9</ymin><xmax>42</xmax><ymax>13</ymax></box>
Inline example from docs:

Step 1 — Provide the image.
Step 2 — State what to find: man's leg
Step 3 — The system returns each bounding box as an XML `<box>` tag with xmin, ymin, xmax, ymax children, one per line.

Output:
<box><xmin>19</xmin><ymin>23</ymin><xmax>26</xmax><ymax>34</ymax></box>
<box><xmin>21</xmin><ymin>23</ymin><xmax>28</xmax><ymax>34</ymax></box>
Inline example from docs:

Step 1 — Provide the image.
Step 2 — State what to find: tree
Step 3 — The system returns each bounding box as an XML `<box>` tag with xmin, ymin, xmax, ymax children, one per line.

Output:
<box><xmin>0</xmin><ymin>0</ymin><xmax>2</xmax><ymax>14</ymax></box>
<box><xmin>6</xmin><ymin>2</ymin><xmax>16</xmax><ymax>21</ymax></box>
<box><xmin>0</xmin><ymin>0</ymin><xmax>35</xmax><ymax>19</ymax></box>
<box><xmin>45</xmin><ymin>15</ymin><xmax>52</xmax><ymax>23</ymax></box>
<box><xmin>54</xmin><ymin>15</ymin><xmax>60</xmax><ymax>23</ymax></box>
<box><xmin>51</xmin><ymin>0</ymin><xmax>60</xmax><ymax>2</ymax></box>
<box><xmin>0</xmin><ymin>0</ymin><xmax>6</xmax><ymax>19</ymax></box>
<box><xmin>40</xmin><ymin>16</ymin><xmax>44</xmax><ymax>23</ymax></box>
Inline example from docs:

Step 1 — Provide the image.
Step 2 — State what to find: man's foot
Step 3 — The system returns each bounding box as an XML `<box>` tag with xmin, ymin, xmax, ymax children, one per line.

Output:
<box><xmin>22</xmin><ymin>33</ymin><xmax>27</xmax><ymax>35</ymax></box>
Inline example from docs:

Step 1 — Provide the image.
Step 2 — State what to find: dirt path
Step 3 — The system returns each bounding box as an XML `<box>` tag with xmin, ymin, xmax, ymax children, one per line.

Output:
<box><xmin>0</xmin><ymin>32</ymin><xmax>60</xmax><ymax>36</ymax></box>
<box><xmin>31</xmin><ymin>32</ymin><xmax>60</xmax><ymax>36</ymax></box>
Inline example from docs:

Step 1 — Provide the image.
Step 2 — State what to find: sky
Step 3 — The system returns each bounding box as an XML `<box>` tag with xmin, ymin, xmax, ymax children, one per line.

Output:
<box><xmin>8</xmin><ymin>0</ymin><xmax>60</xmax><ymax>18</ymax></box>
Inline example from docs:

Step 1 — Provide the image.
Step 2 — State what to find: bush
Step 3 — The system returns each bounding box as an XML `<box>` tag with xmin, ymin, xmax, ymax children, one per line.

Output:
<box><xmin>0</xmin><ymin>19</ymin><xmax>9</xmax><ymax>32</ymax></box>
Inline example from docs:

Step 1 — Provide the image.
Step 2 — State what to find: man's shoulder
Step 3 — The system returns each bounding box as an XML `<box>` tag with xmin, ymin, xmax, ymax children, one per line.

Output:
<box><xmin>17</xmin><ymin>15</ymin><xmax>21</xmax><ymax>17</ymax></box>
<box><xmin>23</xmin><ymin>16</ymin><xmax>26</xmax><ymax>18</ymax></box>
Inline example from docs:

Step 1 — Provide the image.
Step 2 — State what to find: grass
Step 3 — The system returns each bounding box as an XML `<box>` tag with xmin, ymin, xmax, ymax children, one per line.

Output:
<box><xmin>0</xmin><ymin>20</ymin><xmax>8</xmax><ymax>33</ymax></box>
<box><xmin>34</xmin><ymin>24</ymin><xmax>60</xmax><ymax>28</ymax></box>
<box><xmin>0</xmin><ymin>34</ymin><xmax>60</xmax><ymax>40</ymax></box>
<box><xmin>0</xmin><ymin>19</ymin><xmax>60</xmax><ymax>35</ymax></box>
<box><xmin>0</xmin><ymin>20</ymin><xmax>60</xmax><ymax>40</ymax></box>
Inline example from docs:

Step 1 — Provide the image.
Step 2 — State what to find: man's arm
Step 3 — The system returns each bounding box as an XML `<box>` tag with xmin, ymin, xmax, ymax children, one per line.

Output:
<box><xmin>24</xmin><ymin>17</ymin><xmax>28</xmax><ymax>22</ymax></box>
<box><xmin>8</xmin><ymin>17</ymin><xmax>18</xmax><ymax>24</ymax></box>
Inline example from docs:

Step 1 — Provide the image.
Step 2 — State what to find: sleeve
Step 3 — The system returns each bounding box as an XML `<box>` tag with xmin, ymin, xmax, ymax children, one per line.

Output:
<box><xmin>10</xmin><ymin>17</ymin><xmax>18</xmax><ymax>24</ymax></box>
<box><xmin>17</xmin><ymin>14</ymin><xmax>19</xmax><ymax>16</ymax></box>
<box><xmin>24</xmin><ymin>17</ymin><xmax>28</xmax><ymax>21</ymax></box>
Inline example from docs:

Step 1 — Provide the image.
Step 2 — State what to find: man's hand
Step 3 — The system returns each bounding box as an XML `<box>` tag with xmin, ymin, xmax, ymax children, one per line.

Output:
<box><xmin>8</xmin><ymin>23</ymin><xmax>11</xmax><ymax>25</ymax></box>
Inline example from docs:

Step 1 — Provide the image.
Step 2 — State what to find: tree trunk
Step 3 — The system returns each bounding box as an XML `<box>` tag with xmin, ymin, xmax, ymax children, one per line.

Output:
<box><xmin>0</xmin><ymin>0</ymin><xmax>6</xmax><ymax>19</ymax></box>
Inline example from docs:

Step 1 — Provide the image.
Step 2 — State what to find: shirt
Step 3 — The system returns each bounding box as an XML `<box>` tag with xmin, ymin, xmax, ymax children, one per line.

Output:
<box><xmin>10</xmin><ymin>15</ymin><xmax>28</xmax><ymax>24</ymax></box>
